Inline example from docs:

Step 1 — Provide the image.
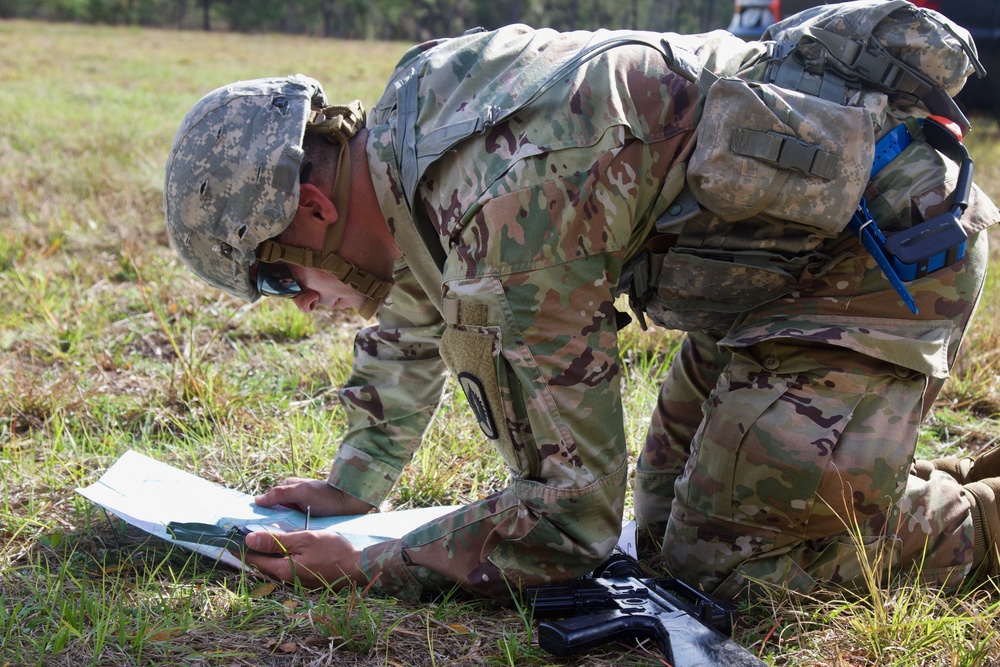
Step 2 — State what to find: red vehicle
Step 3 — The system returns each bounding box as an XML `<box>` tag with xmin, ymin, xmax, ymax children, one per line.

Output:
<box><xmin>726</xmin><ymin>0</ymin><xmax>999</xmax><ymax>110</ymax></box>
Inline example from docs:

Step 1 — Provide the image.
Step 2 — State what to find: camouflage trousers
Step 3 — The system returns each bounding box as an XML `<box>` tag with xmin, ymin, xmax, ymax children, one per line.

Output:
<box><xmin>634</xmin><ymin>230</ymin><xmax>989</xmax><ymax>598</ymax></box>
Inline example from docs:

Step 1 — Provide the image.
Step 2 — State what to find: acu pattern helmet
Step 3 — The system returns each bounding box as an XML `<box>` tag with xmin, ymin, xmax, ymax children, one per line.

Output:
<box><xmin>163</xmin><ymin>74</ymin><xmax>391</xmax><ymax>317</ymax></box>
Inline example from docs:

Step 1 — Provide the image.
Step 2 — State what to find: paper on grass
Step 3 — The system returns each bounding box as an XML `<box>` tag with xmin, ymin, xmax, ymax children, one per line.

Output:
<box><xmin>76</xmin><ymin>450</ymin><xmax>638</xmax><ymax>570</ymax></box>
<box><xmin>76</xmin><ymin>450</ymin><xmax>461</xmax><ymax>569</ymax></box>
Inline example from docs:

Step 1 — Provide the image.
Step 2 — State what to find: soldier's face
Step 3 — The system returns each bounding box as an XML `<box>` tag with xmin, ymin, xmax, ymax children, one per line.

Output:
<box><xmin>265</xmin><ymin>197</ymin><xmax>368</xmax><ymax>315</ymax></box>
<box><xmin>284</xmin><ymin>263</ymin><xmax>368</xmax><ymax>314</ymax></box>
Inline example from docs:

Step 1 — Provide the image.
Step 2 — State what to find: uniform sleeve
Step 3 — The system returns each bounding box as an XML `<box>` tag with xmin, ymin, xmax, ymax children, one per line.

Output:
<box><xmin>358</xmin><ymin>256</ymin><xmax>630</xmax><ymax>600</ymax></box>
<box><xmin>351</xmin><ymin>61</ymin><xmax>693</xmax><ymax>593</ymax></box>
<box><xmin>327</xmin><ymin>264</ymin><xmax>448</xmax><ymax>507</ymax></box>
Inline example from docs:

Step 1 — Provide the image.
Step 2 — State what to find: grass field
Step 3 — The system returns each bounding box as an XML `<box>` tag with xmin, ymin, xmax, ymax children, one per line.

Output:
<box><xmin>2</xmin><ymin>19</ymin><xmax>1000</xmax><ymax>667</ymax></box>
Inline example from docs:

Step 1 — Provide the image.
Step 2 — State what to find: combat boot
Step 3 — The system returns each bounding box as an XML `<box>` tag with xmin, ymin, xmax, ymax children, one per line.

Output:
<box><xmin>963</xmin><ymin>478</ymin><xmax>1000</xmax><ymax>580</ymax></box>
<box><xmin>914</xmin><ymin>444</ymin><xmax>1000</xmax><ymax>484</ymax></box>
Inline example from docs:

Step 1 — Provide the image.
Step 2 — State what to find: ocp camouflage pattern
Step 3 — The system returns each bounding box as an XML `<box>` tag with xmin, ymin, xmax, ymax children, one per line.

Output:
<box><xmin>636</xmin><ymin>228</ymin><xmax>990</xmax><ymax>596</ymax></box>
<box><xmin>319</xmin><ymin>22</ymin><xmax>1000</xmax><ymax>601</ymax></box>
<box><xmin>334</xmin><ymin>24</ymin><xmax>714</xmax><ymax>598</ymax></box>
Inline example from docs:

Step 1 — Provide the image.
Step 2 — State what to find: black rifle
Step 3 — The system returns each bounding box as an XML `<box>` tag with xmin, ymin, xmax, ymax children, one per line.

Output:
<box><xmin>526</xmin><ymin>555</ymin><xmax>766</xmax><ymax>666</ymax></box>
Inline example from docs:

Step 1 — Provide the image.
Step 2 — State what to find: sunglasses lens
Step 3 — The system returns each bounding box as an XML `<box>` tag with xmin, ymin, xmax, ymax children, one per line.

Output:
<box><xmin>256</xmin><ymin>262</ymin><xmax>302</xmax><ymax>298</ymax></box>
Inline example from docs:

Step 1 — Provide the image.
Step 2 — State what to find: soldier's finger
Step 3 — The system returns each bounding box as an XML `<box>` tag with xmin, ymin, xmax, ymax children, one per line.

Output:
<box><xmin>254</xmin><ymin>479</ymin><xmax>309</xmax><ymax>510</ymax></box>
<box><xmin>243</xmin><ymin>550</ymin><xmax>293</xmax><ymax>581</ymax></box>
<box><xmin>244</xmin><ymin>530</ymin><xmax>292</xmax><ymax>554</ymax></box>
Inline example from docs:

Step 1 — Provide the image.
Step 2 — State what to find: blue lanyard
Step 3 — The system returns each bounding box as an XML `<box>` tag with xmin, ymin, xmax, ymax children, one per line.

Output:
<box><xmin>848</xmin><ymin>117</ymin><xmax>971</xmax><ymax>314</ymax></box>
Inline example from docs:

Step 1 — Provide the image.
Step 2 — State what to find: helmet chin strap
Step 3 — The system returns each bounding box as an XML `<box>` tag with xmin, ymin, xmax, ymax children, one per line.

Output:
<box><xmin>256</xmin><ymin>101</ymin><xmax>393</xmax><ymax>320</ymax></box>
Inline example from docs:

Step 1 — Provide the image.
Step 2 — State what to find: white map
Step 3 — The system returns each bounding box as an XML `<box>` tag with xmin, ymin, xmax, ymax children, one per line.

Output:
<box><xmin>76</xmin><ymin>450</ymin><xmax>461</xmax><ymax>568</ymax></box>
<box><xmin>77</xmin><ymin>450</ymin><xmax>638</xmax><ymax>569</ymax></box>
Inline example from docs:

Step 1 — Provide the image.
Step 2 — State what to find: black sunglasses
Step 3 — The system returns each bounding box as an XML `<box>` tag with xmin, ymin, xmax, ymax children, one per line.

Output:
<box><xmin>255</xmin><ymin>261</ymin><xmax>302</xmax><ymax>298</ymax></box>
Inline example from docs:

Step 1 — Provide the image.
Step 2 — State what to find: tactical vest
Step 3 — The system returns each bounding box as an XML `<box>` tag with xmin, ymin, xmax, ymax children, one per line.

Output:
<box><xmin>382</xmin><ymin>0</ymin><xmax>985</xmax><ymax>332</ymax></box>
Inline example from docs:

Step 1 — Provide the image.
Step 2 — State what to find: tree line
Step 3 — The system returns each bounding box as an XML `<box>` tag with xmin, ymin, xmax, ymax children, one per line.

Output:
<box><xmin>0</xmin><ymin>0</ymin><xmax>731</xmax><ymax>42</ymax></box>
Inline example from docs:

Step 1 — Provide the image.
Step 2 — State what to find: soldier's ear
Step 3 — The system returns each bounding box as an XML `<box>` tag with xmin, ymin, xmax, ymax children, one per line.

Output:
<box><xmin>297</xmin><ymin>183</ymin><xmax>339</xmax><ymax>227</ymax></box>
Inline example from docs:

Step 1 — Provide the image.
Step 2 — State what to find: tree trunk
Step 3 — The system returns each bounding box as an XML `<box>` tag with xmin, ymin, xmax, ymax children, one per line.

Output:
<box><xmin>700</xmin><ymin>0</ymin><xmax>718</xmax><ymax>32</ymax></box>
<box><xmin>321</xmin><ymin>0</ymin><xmax>334</xmax><ymax>37</ymax></box>
<box><xmin>509</xmin><ymin>0</ymin><xmax>521</xmax><ymax>24</ymax></box>
<box><xmin>175</xmin><ymin>0</ymin><xmax>187</xmax><ymax>29</ymax></box>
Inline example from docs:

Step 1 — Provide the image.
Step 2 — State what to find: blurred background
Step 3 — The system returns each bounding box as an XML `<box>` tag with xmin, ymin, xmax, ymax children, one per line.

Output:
<box><xmin>0</xmin><ymin>0</ymin><xmax>733</xmax><ymax>40</ymax></box>
<box><xmin>3</xmin><ymin>0</ymin><xmax>995</xmax><ymax>109</ymax></box>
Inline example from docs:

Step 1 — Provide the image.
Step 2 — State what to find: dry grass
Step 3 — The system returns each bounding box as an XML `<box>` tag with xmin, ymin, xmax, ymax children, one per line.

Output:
<box><xmin>2</xmin><ymin>18</ymin><xmax>1000</xmax><ymax>667</ymax></box>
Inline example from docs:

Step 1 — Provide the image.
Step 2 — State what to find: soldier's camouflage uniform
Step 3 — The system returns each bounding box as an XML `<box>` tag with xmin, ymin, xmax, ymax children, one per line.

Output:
<box><xmin>321</xmin><ymin>24</ymin><xmax>1000</xmax><ymax>600</ymax></box>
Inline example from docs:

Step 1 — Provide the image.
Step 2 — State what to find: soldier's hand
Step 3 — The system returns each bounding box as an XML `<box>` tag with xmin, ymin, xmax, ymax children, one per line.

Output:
<box><xmin>255</xmin><ymin>477</ymin><xmax>374</xmax><ymax>517</ymax></box>
<box><xmin>242</xmin><ymin>530</ymin><xmax>366</xmax><ymax>590</ymax></box>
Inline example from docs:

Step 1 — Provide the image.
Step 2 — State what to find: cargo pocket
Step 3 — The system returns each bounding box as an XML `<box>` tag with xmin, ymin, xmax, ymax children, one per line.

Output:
<box><xmin>439</xmin><ymin>324</ymin><xmax>538</xmax><ymax>476</ymax></box>
<box><xmin>687</xmin><ymin>77</ymin><xmax>878</xmax><ymax>234</ymax></box>
<box><xmin>673</xmin><ymin>352</ymin><xmax>873</xmax><ymax>535</ymax></box>
<box><xmin>643</xmin><ymin>248</ymin><xmax>797</xmax><ymax>331</ymax></box>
